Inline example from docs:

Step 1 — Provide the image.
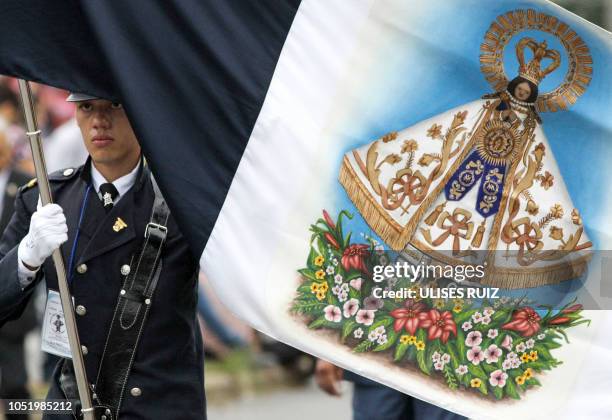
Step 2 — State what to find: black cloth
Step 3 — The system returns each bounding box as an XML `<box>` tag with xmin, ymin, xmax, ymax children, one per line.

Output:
<box><xmin>99</xmin><ymin>182</ymin><xmax>119</xmax><ymax>212</ymax></box>
<box><xmin>0</xmin><ymin>160</ymin><xmax>204</xmax><ymax>419</ymax></box>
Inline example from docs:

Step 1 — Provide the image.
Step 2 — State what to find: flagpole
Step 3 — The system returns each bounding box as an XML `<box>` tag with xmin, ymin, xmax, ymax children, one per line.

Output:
<box><xmin>17</xmin><ymin>80</ymin><xmax>95</xmax><ymax>420</ymax></box>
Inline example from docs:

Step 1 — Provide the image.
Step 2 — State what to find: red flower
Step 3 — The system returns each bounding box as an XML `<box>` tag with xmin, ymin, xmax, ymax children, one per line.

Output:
<box><xmin>562</xmin><ymin>304</ymin><xmax>583</xmax><ymax>314</ymax></box>
<box><xmin>341</xmin><ymin>244</ymin><xmax>370</xmax><ymax>273</ymax></box>
<box><xmin>324</xmin><ymin>232</ymin><xmax>340</xmax><ymax>249</ymax></box>
<box><xmin>502</xmin><ymin>307</ymin><xmax>541</xmax><ymax>337</ymax></box>
<box><xmin>547</xmin><ymin>316</ymin><xmax>571</xmax><ymax>325</ymax></box>
<box><xmin>390</xmin><ymin>301</ymin><xmax>427</xmax><ymax>334</ymax></box>
<box><xmin>418</xmin><ymin>309</ymin><xmax>457</xmax><ymax>344</ymax></box>
<box><xmin>322</xmin><ymin>210</ymin><xmax>336</xmax><ymax>230</ymax></box>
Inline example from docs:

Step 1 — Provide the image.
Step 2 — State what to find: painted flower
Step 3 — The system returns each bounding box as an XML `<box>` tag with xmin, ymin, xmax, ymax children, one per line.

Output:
<box><xmin>456</xmin><ymin>365</ymin><xmax>468</xmax><ymax>376</ymax></box>
<box><xmin>487</xmin><ymin>329</ymin><xmax>499</xmax><ymax>339</ymax></box>
<box><xmin>427</xmin><ymin>123</ymin><xmax>443</xmax><ymax>138</ymax></box>
<box><xmin>314</xmin><ymin>255</ymin><xmax>325</xmax><ymax>266</ymax></box>
<box><xmin>453</xmin><ymin>304</ymin><xmax>462</xmax><ymax>313</ymax></box>
<box><xmin>483</xmin><ymin>307</ymin><xmax>495</xmax><ymax>317</ymax></box>
<box><xmin>399</xmin><ymin>335</ymin><xmax>410</xmax><ymax>345</ymax></box>
<box><xmin>467</xmin><ymin>346</ymin><xmax>485</xmax><ymax>365</ymax></box>
<box><xmin>465</xmin><ymin>331</ymin><xmax>483</xmax><ymax>347</ymax></box>
<box><xmin>441</xmin><ymin>353</ymin><xmax>451</xmax><ymax>364</ymax></box>
<box><xmin>489</xmin><ymin>370</ymin><xmax>508</xmax><ymax>388</ymax></box>
<box><xmin>341</xmin><ymin>283</ymin><xmax>349</xmax><ymax>292</ymax></box>
<box><xmin>501</xmin><ymin>335</ymin><xmax>513</xmax><ymax>351</ymax></box>
<box><xmin>472</xmin><ymin>312</ymin><xmax>483</xmax><ymax>323</ymax></box>
<box><xmin>434</xmin><ymin>361</ymin><xmax>445</xmax><ymax>371</ymax></box>
<box><xmin>433</xmin><ymin>299</ymin><xmax>445</xmax><ymax>310</ymax></box>
<box><xmin>332</xmin><ymin>258</ymin><xmax>339</xmax><ymax>266</ymax></box>
<box><xmin>390</xmin><ymin>301</ymin><xmax>427</xmax><ymax>334</ymax></box>
<box><xmin>461</xmin><ymin>321</ymin><xmax>473</xmax><ymax>331</ymax></box>
<box><xmin>408</xmin><ymin>336</ymin><xmax>417</xmax><ymax>345</ymax></box>
<box><xmin>534</xmin><ymin>142</ymin><xmax>546</xmax><ymax>160</ymax></box>
<box><xmin>454</xmin><ymin>110</ymin><xmax>468</xmax><ymax>125</ymax></box>
<box><xmin>526</xmin><ymin>199</ymin><xmax>539</xmax><ymax>215</ymax></box>
<box><xmin>549</xmin><ymin>226</ymin><xmax>564</xmax><ymax>241</ymax></box>
<box><xmin>325</xmin><ymin>266</ymin><xmax>335</xmax><ymax>275</ymax></box>
<box><xmin>334</xmin><ymin>274</ymin><xmax>343</xmax><ymax>284</ymax></box>
<box><xmin>349</xmin><ymin>278</ymin><xmax>363</xmax><ymax>290</ymax></box>
<box><xmin>571</xmin><ymin>209</ymin><xmax>582</xmax><ymax>226</ymax></box>
<box><xmin>516</xmin><ymin>343</ymin><xmax>527</xmax><ymax>353</ymax></box>
<box><xmin>310</xmin><ymin>283</ymin><xmax>320</xmax><ymax>293</ymax></box>
<box><xmin>516</xmin><ymin>376</ymin><xmax>526</xmax><ymax>385</ymax></box>
<box><xmin>502</xmin><ymin>359</ymin><xmax>512</xmax><ymax>371</ymax></box>
<box><xmin>484</xmin><ymin>344</ymin><xmax>503</xmax><ymax>364</ymax></box>
<box><xmin>523</xmin><ymin>368</ymin><xmax>533</xmax><ymax>379</ymax></box>
<box><xmin>316</xmin><ymin>270</ymin><xmax>326</xmax><ymax>279</ymax></box>
<box><xmin>377</xmin><ymin>334</ymin><xmax>388</xmax><ymax>345</ymax></box>
<box><xmin>481</xmin><ymin>315</ymin><xmax>492</xmax><ymax>325</ymax></box>
<box><xmin>529</xmin><ymin>350</ymin><xmax>538</xmax><ymax>361</ymax></box>
<box><xmin>401</xmin><ymin>139</ymin><xmax>418</xmax><ymax>154</ymax></box>
<box><xmin>502</xmin><ymin>307</ymin><xmax>542</xmax><ymax>337</ymax></box>
<box><xmin>525</xmin><ymin>339</ymin><xmax>535</xmax><ymax>349</ymax></box>
<box><xmin>343</xmin><ymin>299</ymin><xmax>360</xmax><ymax>318</ymax></box>
<box><xmin>431</xmin><ymin>351</ymin><xmax>441</xmax><ymax>362</ymax></box>
<box><xmin>364</xmin><ymin>296</ymin><xmax>384</xmax><ymax>311</ymax></box>
<box><xmin>418</xmin><ymin>154</ymin><xmax>435</xmax><ymax>166</ymax></box>
<box><xmin>324</xmin><ymin>305</ymin><xmax>342</xmax><ymax>322</ymax></box>
<box><xmin>315</xmin><ymin>290</ymin><xmax>326</xmax><ymax>301</ymax></box>
<box><xmin>540</xmin><ymin>171</ymin><xmax>554</xmax><ymax>190</ymax></box>
<box><xmin>355</xmin><ymin>309</ymin><xmax>376</xmax><ymax>326</ymax></box>
<box><xmin>381</xmin><ymin>131</ymin><xmax>398</xmax><ymax>143</ymax></box>
<box><xmin>511</xmin><ymin>358</ymin><xmax>522</xmax><ymax>369</ymax></box>
<box><xmin>338</xmin><ymin>291</ymin><xmax>348</xmax><ymax>302</ymax></box>
<box><xmin>537</xmin><ymin>333</ymin><xmax>546</xmax><ymax>340</ymax></box>
<box><xmin>331</xmin><ymin>285</ymin><xmax>341</xmax><ymax>296</ymax></box>
<box><xmin>550</xmin><ymin>204</ymin><xmax>564</xmax><ymax>219</ymax></box>
<box><xmin>353</xmin><ymin>328</ymin><xmax>363</xmax><ymax>338</ymax></box>
<box><xmin>470</xmin><ymin>378</ymin><xmax>482</xmax><ymax>388</ymax></box>
<box><xmin>418</xmin><ymin>309</ymin><xmax>457</xmax><ymax>344</ymax></box>
<box><xmin>322</xmin><ymin>209</ymin><xmax>336</xmax><ymax>229</ymax></box>
<box><xmin>507</xmin><ymin>352</ymin><xmax>518</xmax><ymax>360</ymax></box>
<box><xmin>368</xmin><ymin>330</ymin><xmax>380</xmax><ymax>342</ymax></box>
<box><xmin>520</xmin><ymin>353</ymin><xmax>530</xmax><ymax>363</ymax></box>
<box><xmin>415</xmin><ymin>341</ymin><xmax>425</xmax><ymax>351</ymax></box>
<box><xmin>341</xmin><ymin>244</ymin><xmax>370</xmax><ymax>273</ymax></box>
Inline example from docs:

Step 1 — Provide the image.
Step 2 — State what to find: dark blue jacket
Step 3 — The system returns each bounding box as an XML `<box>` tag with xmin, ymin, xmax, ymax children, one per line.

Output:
<box><xmin>0</xmin><ymin>160</ymin><xmax>205</xmax><ymax>419</ymax></box>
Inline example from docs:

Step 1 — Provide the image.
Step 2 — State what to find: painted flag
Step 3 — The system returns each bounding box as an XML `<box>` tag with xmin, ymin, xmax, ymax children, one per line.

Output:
<box><xmin>0</xmin><ymin>1</ymin><xmax>611</xmax><ymax>418</ymax></box>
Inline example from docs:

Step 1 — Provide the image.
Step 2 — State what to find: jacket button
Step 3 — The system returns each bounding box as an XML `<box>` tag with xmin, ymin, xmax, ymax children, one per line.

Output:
<box><xmin>76</xmin><ymin>305</ymin><xmax>87</xmax><ymax>316</ymax></box>
<box><xmin>77</xmin><ymin>264</ymin><xmax>88</xmax><ymax>274</ymax></box>
<box><xmin>81</xmin><ymin>345</ymin><xmax>88</xmax><ymax>355</ymax></box>
<box><xmin>121</xmin><ymin>264</ymin><xmax>131</xmax><ymax>276</ymax></box>
<box><xmin>63</xmin><ymin>168</ymin><xmax>74</xmax><ymax>177</ymax></box>
<box><xmin>130</xmin><ymin>387</ymin><xmax>142</xmax><ymax>397</ymax></box>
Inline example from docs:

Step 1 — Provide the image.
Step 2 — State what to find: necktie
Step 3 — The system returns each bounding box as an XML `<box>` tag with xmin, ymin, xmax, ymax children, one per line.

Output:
<box><xmin>99</xmin><ymin>183</ymin><xmax>119</xmax><ymax>212</ymax></box>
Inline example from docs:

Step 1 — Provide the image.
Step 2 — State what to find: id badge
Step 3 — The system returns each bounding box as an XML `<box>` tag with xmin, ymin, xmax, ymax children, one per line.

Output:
<box><xmin>41</xmin><ymin>290</ymin><xmax>73</xmax><ymax>359</ymax></box>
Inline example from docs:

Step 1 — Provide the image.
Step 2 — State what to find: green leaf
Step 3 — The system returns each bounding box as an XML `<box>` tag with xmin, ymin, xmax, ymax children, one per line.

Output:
<box><xmin>454</xmin><ymin>309</ymin><xmax>476</xmax><ymax>324</ymax></box>
<box><xmin>456</xmin><ymin>330</ymin><xmax>466</xmax><ymax>363</ymax></box>
<box><xmin>368</xmin><ymin>316</ymin><xmax>393</xmax><ymax>333</ymax></box>
<box><xmin>307</xmin><ymin>247</ymin><xmax>318</xmax><ymax>269</ymax></box>
<box><xmin>308</xmin><ymin>316</ymin><xmax>327</xmax><ymax>329</ymax></box>
<box><xmin>291</xmin><ymin>300</ymin><xmax>326</xmax><ymax>315</ymax></box>
<box><xmin>477</xmin><ymin>380</ymin><xmax>488</xmax><ymax>395</ymax></box>
<box><xmin>446</xmin><ymin>342</ymin><xmax>460</xmax><ymax>369</ymax></box>
<box><xmin>493</xmin><ymin>386</ymin><xmax>503</xmax><ymax>400</ymax></box>
<box><xmin>394</xmin><ymin>342</ymin><xmax>409</xmax><ymax>362</ymax></box>
<box><xmin>468</xmin><ymin>364</ymin><xmax>487</xmax><ymax>381</ymax></box>
<box><xmin>416</xmin><ymin>330</ymin><xmax>431</xmax><ymax>375</ymax></box>
<box><xmin>354</xmin><ymin>340</ymin><xmax>374</xmax><ymax>353</ymax></box>
<box><xmin>374</xmin><ymin>329</ymin><xmax>398</xmax><ymax>352</ymax></box>
<box><xmin>504</xmin><ymin>378</ymin><xmax>521</xmax><ymax>400</ymax></box>
<box><xmin>298</xmin><ymin>268</ymin><xmax>319</xmax><ymax>281</ymax></box>
<box><xmin>316</xmin><ymin>237</ymin><xmax>327</xmax><ymax>257</ymax></box>
<box><xmin>525</xmin><ymin>377</ymin><xmax>541</xmax><ymax>387</ymax></box>
<box><xmin>542</xmin><ymin>340</ymin><xmax>562</xmax><ymax>350</ymax></box>
<box><xmin>533</xmin><ymin>344</ymin><xmax>553</xmax><ymax>361</ymax></box>
<box><xmin>341</xmin><ymin>321</ymin><xmax>357</xmax><ymax>341</ymax></box>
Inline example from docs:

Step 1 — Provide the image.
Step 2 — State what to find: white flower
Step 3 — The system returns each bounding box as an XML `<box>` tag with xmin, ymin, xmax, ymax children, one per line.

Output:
<box><xmin>441</xmin><ymin>353</ymin><xmax>451</xmax><ymax>364</ymax></box>
<box><xmin>377</xmin><ymin>334</ymin><xmax>388</xmax><ymax>345</ymax></box>
<box><xmin>353</xmin><ymin>328</ymin><xmax>363</xmax><ymax>338</ymax></box>
<box><xmin>374</xmin><ymin>326</ymin><xmax>386</xmax><ymax>336</ymax></box>
<box><xmin>465</xmin><ymin>331</ymin><xmax>482</xmax><ymax>347</ymax></box>
<box><xmin>507</xmin><ymin>352</ymin><xmax>518</xmax><ymax>360</ymax></box>
<box><xmin>467</xmin><ymin>346</ymin><xmax>485</xmax><ymax>365</ymax></box>
<box><xmin>525</xmin><ymin>339</ymin><xmax>535</xmax><ymax>349</ymax></box>
<box><xmin>510</xmin><ymin>358</ymin><xmax>521</xmax><ymax>369</ymax></box>
<box><xmin>368</xmin><ymin>330</ymin><xmax>380</xmax><ymax>342</ymax></box>
<box><xmin>431</xmin><ymin>351</ymin><xmax>441</xmax><ymax>362</ymax></box>
<box><xmin>455</xmin><ymin>365</ymin><xmax>468</xmax><ymax>375</ymax></box>
<box><xmin>338</xmin><ymin>291</ymin><xmax>348</xmax><ymax>302</ymax></box>
<box><xmin>481</xmin><ymin>315</ymin><xmax>492</xmax><ymax>325</ymax></box>
<box><xmin>341</xmin><ymin>283</ymin><xmax>349</xmax><ymax>292</ymax></box>
<box><xmin>434</xmin><ymin>361</ymin><xmax>445</xmax><ymax>371</ymax></box>
<box><xmin>537</xmin><ymin>333</ymin><xmax>546</xmax><ymax>340</ymax></box>
<box><xmin>343</xmin><ymin>299</ymin><xmax>360</xmax><ymax>318</ymax></box>
<box><xmin>375</xmin><ymin>244</ymin><xmax>385</xmax><ymax>255</ymax></box>
<box><xmin>489</xmin><ymin>370</ymin><xmax>508</xmax><ymax>388</ymax></box>
<box><xmin>461</xmin><ymin>321</ymin><xmax>473</xmax><ymax>331</ymax></box>
<box><xmin>332</xmin><ymin>258</ymin><xmax>339</xmax><ymax>266</ymax></box>
<box><xmin>516</xmin><ymin>343</ymin><xmax>527</xmax><ymax>353</ymax></box>
<box><xmin>331</xmin><ymin>285</ymin><xmax>341</xmax><ymax>296</ymax></box>
<box><xmin>326</xmin><ymin>266</ymin><xmax>335</xmax><ymax>275</ymax></box>
<box><xmin>483</xmin><ymin>307</ymin><xmax>495</xmax><ymax>316</ymax></box>
<box><xmin>487</xmin><ymin>329</ymin><xmax>499</xmax><ymax>339</ymax></box>
<box><xmin>472</xmin><ymin>312</ymin><xmax>483</xmax><ymax>323</ymax></box>
<box><xmin>334</xmin><ymin>274</ymin><xmax>343</xmax><ymax>284</ymax></box>
<box><xmin>323</xmin><ymin>305</ymin><xmax>342</xmax><ymax>322</ymax></box>
<box><xmin>501</xmin><ymin>335</ymin><xmax>513</xmax><ymax>351</ymax></box>
<box><xmin>484</xmin><ymin>344</ymin><xmax>502</xmax><ymax>364</ymax></box>
<box><xmin>502</xmin><ymin>359</ymin><xmax>513</xmax><ymax>371</ymax></box>
<box><xmin>355</xmin><ymin>309</ymin><xmax>376</xmax><ymax>326</ymax></box>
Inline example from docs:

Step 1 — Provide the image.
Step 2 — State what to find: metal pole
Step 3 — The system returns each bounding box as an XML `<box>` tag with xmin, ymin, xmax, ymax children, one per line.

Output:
<box><xmin>17</xmin><ymin>80</ymin><xmax>95</xmax><ymax>420</ymax></box>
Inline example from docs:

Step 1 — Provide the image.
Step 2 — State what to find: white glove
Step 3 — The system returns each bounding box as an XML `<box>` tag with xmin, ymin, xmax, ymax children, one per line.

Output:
<box><xmin>18</xmin><ymin>203</ymin><xmax>68</xmax><ymax>270</ymax></box>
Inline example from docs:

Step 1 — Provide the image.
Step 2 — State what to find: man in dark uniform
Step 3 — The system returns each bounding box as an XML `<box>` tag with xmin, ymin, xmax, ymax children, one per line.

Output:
<box><xmin>0</xmin><ymin>93</ymin><xmax>205</xmax><ymax>419</ymax></box>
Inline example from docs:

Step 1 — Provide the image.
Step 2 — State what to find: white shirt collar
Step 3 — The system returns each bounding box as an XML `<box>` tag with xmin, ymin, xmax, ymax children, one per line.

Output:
<box><xmin>90</xmin><ymin>161</ymin><xmax>140</xmax><ymax>203</ymax></box>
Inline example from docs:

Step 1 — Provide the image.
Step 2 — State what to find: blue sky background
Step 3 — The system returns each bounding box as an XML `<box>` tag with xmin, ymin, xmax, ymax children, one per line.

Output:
<box><xmin>323</xmin><ymin>0</ymin><xmax>611</xmax><ymax>302</ymax></box>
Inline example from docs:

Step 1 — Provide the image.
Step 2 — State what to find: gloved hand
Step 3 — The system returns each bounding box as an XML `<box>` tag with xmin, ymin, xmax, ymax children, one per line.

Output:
<box><xmin>18</xmin><ymin>203</ymin><xmax>68</xmax><ymax>270</ymax></box>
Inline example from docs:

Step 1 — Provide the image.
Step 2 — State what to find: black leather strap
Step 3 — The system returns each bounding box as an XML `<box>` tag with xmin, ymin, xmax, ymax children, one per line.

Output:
<box><xmin>92</xmin><ymin>175</ymin><xmax>170</xmax><ymax>419</ymax></box>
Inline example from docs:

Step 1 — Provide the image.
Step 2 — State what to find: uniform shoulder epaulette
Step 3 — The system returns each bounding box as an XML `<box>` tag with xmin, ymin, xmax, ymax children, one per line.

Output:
<box><xmin>19</xmin><ymin>177</ymin><xmax>38</xmax><ymax>193</ymax></box>
<box><xmin>48</xmin><ymin>167</ymin><xmax>78</xmax><ymax>181</ymax></box>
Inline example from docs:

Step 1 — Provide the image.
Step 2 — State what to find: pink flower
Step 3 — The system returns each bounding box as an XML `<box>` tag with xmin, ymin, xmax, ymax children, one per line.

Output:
<box><xmin>501</xmin><ymin>334</ymin><xmax>513</xmax><ymax>351</ymax></box>
<box><xmin>455</xmin><ymin>365</ymin><xmax>468</xmax><ymax>375</ymax></box>
<box><xmin>355</xmin><ymin>309</ymin><xmax>375</xmax><ymax>326</ymax></box>
<box><xmin>487</xmin><ymin>329</ymin><xmax>499</xmax><ymax>339</ymax></box>
<box><xmin>502</xmin><ymin>359</ymin><xmax>512</xmax><ymax>371</ymax></box>
<box><xmin>349</xmin><ymin>278</ymin><xmax>363</xmax><ymax>290</ymax></box>
<box><xmin>434</xmin><ymin>361</ymin><xmax>445</xmax><ymax>371</ymax></box>
<box><xmin>343</xmin><ymin>299</ymin><xmax>360</xmax><ymax>318</ymax></box>
<box><xmin>418</xmin><ymin>309</ymin><xmax>457</xmax><ymax>344</ymax></box>
<box><xmin>465</xmin><ymin>331</ymin><xmax>482</xmax><ymax>347</ymax></box>
<box><xmin>324</xmin><ymin>305</ymin><xmax>342</xmax><ymax>322</ymax></box>
<box><xmin>489</xmin><ymin>370</ymin><xmax>508</xmax><ymax>387</ymax></box>
<box><xmin>484</xmin><ymin>344</ymin><xmax>502</xmax><ymax>364</ymax></box>
<box><xmin>461</xmin><ymin>321</ymin><xmax>473</xmax><ymax>331</ymax></box>
<box><xmin>467</xmin><ymin>346</ymin><xmax>485</xmax><ymax>365</ymax></box>
<box><xmin>390</xmin><ymin>301</ymin><xmax>427</xmax><ymax>334</ymax></box>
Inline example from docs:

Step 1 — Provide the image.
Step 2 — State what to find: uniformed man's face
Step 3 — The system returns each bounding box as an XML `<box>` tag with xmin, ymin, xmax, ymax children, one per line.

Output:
<box><xmin>75</xmin><ymin>99</ymin><xmax>141</xmax><ymax>170</ymax></box>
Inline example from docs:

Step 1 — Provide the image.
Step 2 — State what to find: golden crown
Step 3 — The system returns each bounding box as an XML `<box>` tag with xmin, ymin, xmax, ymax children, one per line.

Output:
<box><xmin>516</xmin><ymin>37</ymin><xmax>561</xmax><ymax>85</ymax></box>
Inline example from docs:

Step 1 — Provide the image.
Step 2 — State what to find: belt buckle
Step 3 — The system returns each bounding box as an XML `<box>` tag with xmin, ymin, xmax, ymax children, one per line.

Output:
<box><xmin>144</xmin><ymin>222</ymin><xmax>167</xmax><ymax>238</ymax></box>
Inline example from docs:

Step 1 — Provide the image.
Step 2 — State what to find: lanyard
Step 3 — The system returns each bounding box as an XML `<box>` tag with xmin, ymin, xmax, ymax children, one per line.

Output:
<box><xmin>67</xmin><ymin>185</ymin><xmax>92</xmax><ymax>285</ymax></box>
